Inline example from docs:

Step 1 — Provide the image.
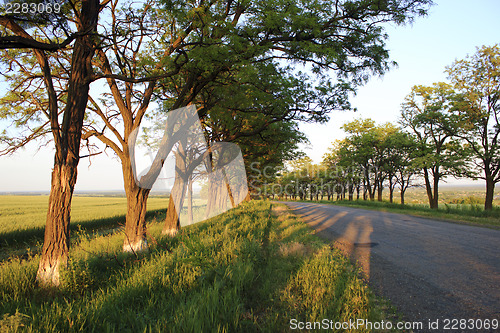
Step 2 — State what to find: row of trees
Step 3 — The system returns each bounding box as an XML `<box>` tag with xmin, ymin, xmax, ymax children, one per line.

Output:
<box><xmin>265</xmin><ymin>45</ymin><xmax>499</xmax><ymax>210</ymax></box>
<box><xmin>0</xmin><ymin>0</ymin><xmax>432</xmax><ymax>286</ymax></box>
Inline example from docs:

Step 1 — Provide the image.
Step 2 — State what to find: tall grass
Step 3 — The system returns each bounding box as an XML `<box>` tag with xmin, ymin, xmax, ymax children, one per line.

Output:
<box><xmin>0</xmin><ymin>201</ymin><xmax>388</xmax><ymax>332</ymax></box>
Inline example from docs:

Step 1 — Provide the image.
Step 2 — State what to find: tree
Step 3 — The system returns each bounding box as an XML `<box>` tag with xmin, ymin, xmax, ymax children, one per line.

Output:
<box><xmin>1</xmin><ymin>0</ymin><xmax>102</xmax><ymax>286</ymax></box>
<box><xmin>0</xmin><ymin>0</ymin><xmax>433</xmax><ymax>271</ymax></box>
<box><xmin>400</xmin><ymin>83</ymin><xmax>470</xmax><ymax>209</ymax></box>
<box><xmin>151</xmin><ymin>0</ymin><xmax>432</xmax><ymax>233</ymax></box>
<box><xmin>386</xmin><ymin>131</ymin><xmax>420</xmax><ymax>204</ymax></box>
<box><xmin>83</xmin><ymin>0</ymin><xmax>198</xmax><ymax>251</ymax></box>
<box><xmin>446</xmin><ymin>45</ymin><xmax>500</xmax><ymax>210</ymax></box>
<box><xmin>1</xmin><ymin>0</ymin><xmax>194</xmax><ymax>255</ymax></box>
<box><xmin>341</xmin><ymin>118</ymin><xmax>398</xmax><ymax>201</ymax></box>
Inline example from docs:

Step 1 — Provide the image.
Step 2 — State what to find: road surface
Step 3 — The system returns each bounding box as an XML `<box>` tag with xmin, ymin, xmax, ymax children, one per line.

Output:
<box><xmin>281</xmin><ymin>201</ymin><xmax>500</xmax><ymax>326</ymax></box>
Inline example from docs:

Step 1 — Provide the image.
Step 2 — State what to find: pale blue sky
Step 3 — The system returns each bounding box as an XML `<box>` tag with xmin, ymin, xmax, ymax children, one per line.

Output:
<box><xmin>1</xmin><ymin>0</ymin><xmax>499</xmax><ymax>191</ymax></box>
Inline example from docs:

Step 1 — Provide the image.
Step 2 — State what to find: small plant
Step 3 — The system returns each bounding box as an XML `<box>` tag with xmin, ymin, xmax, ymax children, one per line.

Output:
<box><xmin>0</xmin><ymin>311</ymin><xmax>30</xmax><ymax>332</ymax></box>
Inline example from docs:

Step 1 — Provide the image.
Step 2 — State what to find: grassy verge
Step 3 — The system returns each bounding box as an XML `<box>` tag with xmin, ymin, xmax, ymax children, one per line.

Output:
<box><xmin>300</xmin><ymin>199</ymin><xmax>500</xmax><ymax>229</ymax></box>
<box><xmin>0</xmin><ymin>200</ymin><xmax>397</xmax><ymax>332</ymax></box>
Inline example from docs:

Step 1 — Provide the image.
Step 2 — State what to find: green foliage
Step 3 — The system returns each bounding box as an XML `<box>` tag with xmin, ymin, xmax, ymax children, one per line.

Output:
<box><xmin>400</xmin><ymin>83</ymin><xmax>474</xmax><ymax>207</ymax></box>
<box><xmin>446</xmin><ymin>44</ymin><xmax>500</xmax><ymax>209</ymax></box>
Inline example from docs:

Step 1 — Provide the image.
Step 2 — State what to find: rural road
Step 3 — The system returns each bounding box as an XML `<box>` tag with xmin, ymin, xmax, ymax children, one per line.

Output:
<box><xmin>281</xmin><ymin>202</ymin><xmax>500</xmax><ymax>328</ymax></box>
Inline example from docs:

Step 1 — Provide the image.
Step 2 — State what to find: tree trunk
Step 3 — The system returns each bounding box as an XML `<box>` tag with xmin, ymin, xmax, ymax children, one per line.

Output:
<box><xmin>432</xmin><ymin>169</ymin><xmax>440</xmax><ymax>209</ymax></box>
<box><xmin>222</xmin><ymin>169</ymin><xmax>236</xmax><ymax>208</ymax></box>
<box><xmin>400</xmin><ymin>188</ymin><xmax>406</xmax><ymax>205</ymax></box>
<box><xmin>369</xmin><ymin>184</ymin><xmax>375</xmax><ymax>201</ymax></box>
<box><xmin>388</xmin><ymin>176</ymin><xmax>394</xmax><ymax>203</ymax></box>
<box><xmin>163</xmin><ymin>169</ymin><xmax>187</xmax><ymax>236</ymax></box>
<box><xmin>122</xmin><ymin>161</ymin><xmax>150</xmax><ymax>252</ymax></box>
<box><xmin>484</xmin><ymin>173</ymin><xmax>495</xmax><ymax>211</ymax></box>
<box><xmin>377</xmin><ymin>179</ymin><xmax>383</xmax><ymax>201</ymax></box>
<box><xmin>187</xmin><ymin>177</ymin><xmax>194</xmax><ymax>225</ymax></box>
<box><xmin>163</xmin><ymin>138</ymin><xmax>190</xmax><ymax>235</ymax></box>
<box><xmin>36</xmin><ymin>0</ymin><xmax>99</xmax><ymax>286</ymax></box>
<box><xmin>37</xmin><ymin>163</ymin><xmax>77</xmax><ymax>286</ymax></box>
<box><xmin>423</xmin><ymin>168</ymin><xmax>437</xmax><ymax>209</ymax></box>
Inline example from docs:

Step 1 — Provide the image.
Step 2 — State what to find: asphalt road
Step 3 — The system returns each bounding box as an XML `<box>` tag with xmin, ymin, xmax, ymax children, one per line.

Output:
<box><xmin>281</xmin><ymin>201</ymin><xmax>500</xmax><ymax>326</ymax></box>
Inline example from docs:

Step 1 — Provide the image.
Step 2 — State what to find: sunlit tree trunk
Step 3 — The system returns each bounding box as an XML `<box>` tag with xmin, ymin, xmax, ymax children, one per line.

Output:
<box><xmin>122</xmin><ymin>155</ymin><xmax>150</xmax><ymax>252</ymax></box>
<box><xmin>37</xmin><ymin>163</ymin><xmax>77</xmax><ymax>286</ymax></box>
<box><xmin>36</xmin><ymin>0</ymin><xmax>99</xmax><ymax>286</ymax></box>
<box><xmin>163</xmin><ymin>150</ymin><xmax>188</xmax><ymax>236</ymax></box>
<box><xmin>484</xmin><ymin>166</ymin><xmax>495</xmax><ymax>210</ymax></box>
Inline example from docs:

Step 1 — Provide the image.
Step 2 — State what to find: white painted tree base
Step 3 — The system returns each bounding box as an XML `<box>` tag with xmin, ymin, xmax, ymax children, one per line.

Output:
<box><xmin>123</xmin><ymin>238</ymin><xmax>148</xmax><ymax>253</ymax></box>
<box><xmin>162</xmin><ymin>228</ymin><xmax>178</xmax><ymax>237</ymax></box>
<box><xmin>36</xmin><ymin>259</ymin><xmax>61</xmax><ymax>287</ymax></box>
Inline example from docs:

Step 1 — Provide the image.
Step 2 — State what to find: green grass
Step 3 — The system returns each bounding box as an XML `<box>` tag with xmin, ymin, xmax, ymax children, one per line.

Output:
<box><xmin>307</xmin><ymin>199</ymin><xmax>500</xmax><ymax>229</ymax></box>
<box><xmin>0</xmin><ymin>200</ymin><xmax>395</xmax><ymax>332</ymax></box>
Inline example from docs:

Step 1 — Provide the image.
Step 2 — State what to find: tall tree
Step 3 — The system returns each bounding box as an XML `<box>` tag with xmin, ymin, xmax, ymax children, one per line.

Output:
<box><xmin>400</xmin><ymin>83</ymin><xmax>470</xmax><ymax>209</ymax></box>
<box><xmin>152</xmin><ymin>0</ymin><xmax>432</xmax><ymax>233</ymax></box>
<box><xmin>1</xmin><ymin>0</ymin><xmax>433</xmax><ymax>258</ymax></box>
<box><xmin>342</xmin><ymin>118</ymin><xmax>393</xmax><ymax>201</ymax></box>
<box><xmin>446</xmin><ymin>45</ymin><xmax>500</xmax><ymax>210</ymax></box>
<box><xmin>0</xmin><ymin>0</ymin><xmax>102</xmax><ymax>285</ymax></box>
<box><xmin>385</xmin><ymin>130</ymin><xmax>420</xmax><ymax>204</ymax></box>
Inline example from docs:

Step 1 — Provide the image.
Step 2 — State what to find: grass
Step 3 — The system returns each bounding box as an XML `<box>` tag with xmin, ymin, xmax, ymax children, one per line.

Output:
<box><xmin>0</xmin><ymin>200</ymin><xmax>397</xmax><ymax>332</ymax></box>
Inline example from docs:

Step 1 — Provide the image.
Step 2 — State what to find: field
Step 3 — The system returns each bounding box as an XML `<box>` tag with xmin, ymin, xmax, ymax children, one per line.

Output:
<box><xmin>293</xmin><ymin>186</ymin><xmax>500</xmax><ymax>228</ymax></box>
<box><xmin>0</xmin><ymin>198</ymin><xmax>395</xmax><ymax>332</ymax></box>
<box><xmin>393</xmin><ymin>185</ymin><xmax>500</xmax><ymax>206</ymax></box>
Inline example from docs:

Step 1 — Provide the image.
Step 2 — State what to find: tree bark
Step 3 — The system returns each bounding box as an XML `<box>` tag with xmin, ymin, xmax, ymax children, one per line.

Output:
<box><xmin>122</xmin><ymin>158</ymin><xmax>150</xmax><ymax>252</ymax></box>
<box><xmin>36</xmin><ymin>0</ymin><xmax>99</xmax><ymax>286</ymax></box>
<box><xmin>400</xmin><ymin>189</ymin><xmax>406</xmax><ymax>205</ymax></box>
<box><xmin>163</xmin><ymin>149</ymin><xmax>188</xmax><ymax>236</ymax></box>
<box><xmin>187</xmin><ymin>177</ymin><xmax>194</xmax><ymax>225</ymax></box>
<box><xmin>484</xmin><ymin>174</ymin><xmax>495</xmax><ymax>211</ymax></box>
<box><xmin>431</xmin><ymin>166</ymin><xmax>440</xmax><ymax>209</ymax></box>
<box><xmin>388</xmin><ymin>175</ymin><xmax>395</xmax><ymax>203</ymax></box>
<box><xmin>423</xmin><ymin>168</ymin><xmax>437</xmax><ymax>209</ymax></box>
<box><xmin>377</xmin><ymin>178</ymin><xmax>383</xmax><ymax>201</ymax></box>
<box><xmin>37</xmin><ymin>164</ymin><xmax>76</xmax><ymax>286</ymax></box>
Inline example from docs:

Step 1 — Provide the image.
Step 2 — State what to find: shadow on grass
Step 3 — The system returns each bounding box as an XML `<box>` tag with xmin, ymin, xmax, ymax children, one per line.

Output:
<box><xmin>0</xmin><ymin>208</ymin><xmax>168</xmax><ymax>248</ymax></box>
<box><xmin>0</xmin><ymin>201</ymin><xmax>387</xmax><ymax>332</ymax></box>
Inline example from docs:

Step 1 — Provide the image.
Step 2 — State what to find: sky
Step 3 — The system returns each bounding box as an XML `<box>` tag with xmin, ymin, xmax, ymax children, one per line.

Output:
<box><xmin>1</xmin><ymin>0</ymin><xmax>500</xmax><ymax>192</ymax></box>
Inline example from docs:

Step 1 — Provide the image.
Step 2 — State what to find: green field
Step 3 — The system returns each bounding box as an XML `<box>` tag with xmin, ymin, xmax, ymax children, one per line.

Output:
<box><xmin>0</xmin><ymin>198</ymin><xmax>396</xmax><ymax>332</ymax></box>
<box><xmin>392</xmin><ymin>186</ymin><xmax>500</xmax><ymax>206</ymax></box>
<box><xmin>0</xmin><ymin>196</ymin><xmax>170</xmax><ymax>247</ymax></box>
